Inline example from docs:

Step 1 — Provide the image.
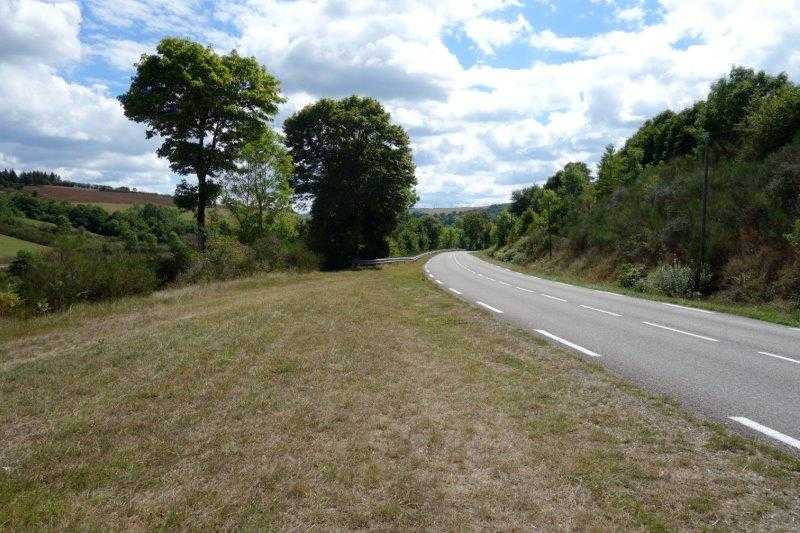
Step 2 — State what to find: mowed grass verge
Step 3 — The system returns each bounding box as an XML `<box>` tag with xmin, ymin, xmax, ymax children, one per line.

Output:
<box><xmin>1</xmin><ymin>261</ymin><xmax>799</xmax><ymax>529</ymax></box>
<box><xmin>0</xmin><ymin>234</ymin><xmax>47</xmax><ymax>264</ymax></box>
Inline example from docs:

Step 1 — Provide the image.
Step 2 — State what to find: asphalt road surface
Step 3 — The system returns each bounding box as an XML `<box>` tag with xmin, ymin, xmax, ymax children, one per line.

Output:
<box><xmin>425</xmin><ymin>251</ymin><xmax>800</xmax><ymax>453</ymax></box>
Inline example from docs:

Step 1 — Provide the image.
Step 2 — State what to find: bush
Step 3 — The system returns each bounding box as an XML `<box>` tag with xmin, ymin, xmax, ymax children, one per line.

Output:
<box><xmin>251</xmin><ymin>236</ymin><xmax>320</xmax><ymax>271</ymax></box>
<box><xmin>618</xmin><ymin>263</ymin><xmax>647</xmax><ymax>289</ymax></box>
<box><xmin>0</xmin><ymin>291</ymin><xmax>21</xmax><ymax>317</ymax></box>
<box><xmin>185</xmin><ymin>235</ymin><xmax>255</xmax><ymax>282</ymax></box>
<box><xmin>12</xmin><ymin>238</ymin><xmax>159</xmax><ymax>313</ymax></box>
<box><xmin>155</xmin><ymin>233</ymin><xmax>197</xmax><ymax>283</ymax></box>
<box><xmin>637</xmin><ymin>263</ymin><xmax>695</xmax><ymax>297</ymax></box>
<box><xmin>281</xmin><ymin>240</ymin><xmax>320</xmax><ymax>271</ymax></box>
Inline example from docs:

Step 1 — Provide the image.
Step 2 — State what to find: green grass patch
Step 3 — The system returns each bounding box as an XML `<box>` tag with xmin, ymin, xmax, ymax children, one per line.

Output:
<box><xmin>0</xmin><ymin>234</ymin><xmax>47</xmax><ymax>264</ymax></box>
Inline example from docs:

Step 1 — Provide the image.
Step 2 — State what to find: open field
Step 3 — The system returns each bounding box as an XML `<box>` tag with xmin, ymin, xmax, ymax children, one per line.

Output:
<box><xmin>479</xmin><ymin>252</ymin><xmax>800</xmax><ymax>329</ymax></box>
<box><xmin>0</xmin><ymin>235</ymin><xmax>47</xmax><ymax>264</ymax></box>
<box><xmin>1</xmin><ymin>261</ymin><xmax>799</xmax><ymax>529</ymax></box>
<box><xmin>26</xmin><ymin>185</ymin><xmax>174</xmax><ymax>207</ymax></box>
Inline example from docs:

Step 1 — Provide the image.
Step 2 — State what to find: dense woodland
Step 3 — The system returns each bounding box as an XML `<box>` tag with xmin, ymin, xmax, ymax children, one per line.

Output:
<box><xmin>0</xmin><ymin>168</ymin><xmax>142</xmax><ymax>193</ymax></box>
<box><xmin>486</xmin><ymin>67</ymin><xmax>800</xmax><ymax>305</ymax></box>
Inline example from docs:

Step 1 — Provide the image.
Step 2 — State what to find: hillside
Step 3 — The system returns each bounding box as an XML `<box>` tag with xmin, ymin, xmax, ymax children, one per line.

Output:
<box><xmin>412</xmin><ymin>203</ymin><xmax>508</xmax><ymax>218</ymax></box>
<box><xmin>490</xmin><ymin>68</ymin><xmax>800</xmax><ymax>311</ymax></box>
<box><xmin>0</xmin><ymin>234</ymin><xmax>47</xmax><ymax>264</ymax></box>
<box><xmin>2</xmin><ymin>261</ymin><xmax>799</xmax><ymax>529</ymax></box>
<box><xmin>26</xmin><ymin>185</ymin><xmax>174</xmax><ymax>208</ymax></box>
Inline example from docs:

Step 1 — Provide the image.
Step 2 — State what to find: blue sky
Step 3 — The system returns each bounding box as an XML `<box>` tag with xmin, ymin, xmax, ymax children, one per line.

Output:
<box><xmin>2</xmin><ymin>1</ymin><xmax>799</xmax><ymax>206</ymax></box>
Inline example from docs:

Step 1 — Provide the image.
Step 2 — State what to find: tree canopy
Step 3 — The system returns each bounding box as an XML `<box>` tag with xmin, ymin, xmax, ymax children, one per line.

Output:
<box><xmin>283</xmin><ymin>96</ymin><xmax>416</xmax><ymax>268</ymax></box>
<box><xmin>221</xmin><ymin>129</ymin><xmax>294</xmax><ymax>244</ymax></box>
<box><xmin>118</xmin><ymin>37</ymin><xmax>283</xmax><ymax>248</ymax></box>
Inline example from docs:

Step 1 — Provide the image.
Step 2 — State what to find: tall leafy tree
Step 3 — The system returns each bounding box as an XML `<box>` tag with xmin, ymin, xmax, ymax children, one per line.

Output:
<box><xmin>284</xmin><ymin>96</ymin><xmax>416</xmax><ymax>268</ymax></box>
<box><xmin>221</xmin><ymin>130</ymin><xmax>294</xmax><ymax>244</ymax></box>
<box><xmin>119</xmin><ymin>37</ymin><xmax>283</xmax><ymax>249</ymax></box>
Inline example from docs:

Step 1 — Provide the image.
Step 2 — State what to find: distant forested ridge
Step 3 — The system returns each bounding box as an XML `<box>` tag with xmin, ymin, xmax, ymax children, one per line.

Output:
<box><xmin>487</xmin><ymin>67</ymin><xmax>800</xmax><ymax>305</ymax></box>
<box><xmin>0</xmin><ymin>168</ymin><xmax>142</xmax><ymax>193</ymax></box>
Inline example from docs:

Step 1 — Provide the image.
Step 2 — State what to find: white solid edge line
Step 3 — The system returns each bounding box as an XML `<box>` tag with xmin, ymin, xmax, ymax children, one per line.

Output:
<box><xmin>541</xmin><ymin>294</ymin><xmax>567</xmax><ymax>302</ymax></box>
<box><xmin>729</xmin><ymin>417</ymin><xmax>800</xmax><ymax>450</ymax></box>
<box><xmin>758</xmin><ymin>351</ymin><xmax>800</xmax><ymax>365</ymax></box>
<box><xmin>435</xmin><ymin>279</ymin><xmax>443</xmax><ymax>285</ymax></box>
<box><xmin>516</xmin><ymin>287</ymin><xmax>535</xmax><ymax>292</ymax></box>
<box><xmin>536</xmin><ymin>329</ymin><xmax>601</xmax><ymax>358</ymax></box>
<box><xmin>580</xmin><ymin>304</ymin><xmax>622</xmax><ymax>317</ymax></box>
<box><xmin>476</xmin><ymin>301</ymin><xmax>503</xmax><ymax>313</ymax></box>
<box><xmin>662</xmin><ymin>302</ymin><xmax>714</xmax><ymax>314</ymax></box>
<box><xmin>497</xmin><ymin>281</ymin><xmax>511</xmax><ymax>286</ymax></box>
<box><xmin>448</xmin><ymin>288</ymin><xmax>462</xmax><ymax>295</ymax></box>
<box><xmin>642</xmin><ymin>321</ymin><xmax>719</xmax><ymax>342</ymax></box>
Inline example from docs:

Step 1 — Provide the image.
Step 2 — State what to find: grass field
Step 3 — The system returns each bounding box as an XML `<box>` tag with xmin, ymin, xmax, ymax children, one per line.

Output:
<box><xmin>0</xmin><ymin>234</ymin><xmax>47</xmax><ymax>264</ymax></box>
<box><xmin>478</xmin><ymin>252</ymin><xmax>800</xmax><ymax>328</ymax></box>
<box><xmin>1</xmin><ymin>261</ymin><xmax>799</xmax><ymax>529</ymax></box>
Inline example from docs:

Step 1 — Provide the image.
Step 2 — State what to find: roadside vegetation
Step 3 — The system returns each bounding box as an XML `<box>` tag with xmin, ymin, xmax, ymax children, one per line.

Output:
<box><xmin>473</xmin><ymin>67</ymin><xmax>800</xmax><ymax>324</ymax></box>
<box><xmin>2</xmin><ymin>261</ymin><xmax>799</xmax><ymax>529</ymax></box>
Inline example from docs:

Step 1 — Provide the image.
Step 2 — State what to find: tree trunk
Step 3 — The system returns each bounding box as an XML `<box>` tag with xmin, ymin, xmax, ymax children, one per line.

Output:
<box><xmin>197</xmin><ymin>170</ymin><xmax>207</xmax><ymax>251</ymax></box>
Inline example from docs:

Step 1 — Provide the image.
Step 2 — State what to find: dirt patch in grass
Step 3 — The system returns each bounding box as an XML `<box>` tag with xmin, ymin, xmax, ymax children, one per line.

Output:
<box><xmin>1</xmin><ymin>262</ymin><xmax>799</xmax><ymax>529</ymax></box>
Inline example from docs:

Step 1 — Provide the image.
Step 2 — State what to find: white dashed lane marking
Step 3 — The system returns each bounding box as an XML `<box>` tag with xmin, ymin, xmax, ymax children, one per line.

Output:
<box><xmin>536</xmin><ymin>330</ymin><xmax>601</xmax><ymax>358</ymax></box>
<box><xmin>476</xmin><ymin>301</ymin><xmax>503</xmax><ymax>314</ymax></box>
<box><xmin>662</xmin><ymin>302</ymin><xmax>714</xmax><ymax>314</ymax></box>
<box><xmin>642</xmin><ymin>321</ymin><xmax>719</xmax><ymax>342</ymax></box>
<box><xmin>580</xmin><ymin>304</ymin><xmax>622</xmax><ymax>317</ymax></box>
<box><xmin>729</xmin><ymin>417</ymin><xmax>800</xmax><ymax>450</ymax></box>
<box><xmin>758</xmin><ymin>351</ymin><xmax>800</xmax><ymax>365</ymax></box>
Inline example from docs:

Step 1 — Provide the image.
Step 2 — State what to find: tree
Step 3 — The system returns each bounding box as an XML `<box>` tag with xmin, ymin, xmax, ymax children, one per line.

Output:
<box><xmin>119</xmin><ymin>37</ymin><xmax>283</xmax><ymax>249</ymax></box>
<box><xmin>221</xmin><ymin>130</ymin><xmax>294</xmax><ymax>244</ymax></box>
<box><xmin>284</xmin><ymin>96</ymin><xmax>416</xmax><ymax>268</ymax></box>
<box><xmin>491</xmin><ymin>210</ymin><xmax>516</xmax><ymax>247</ymax></box>
<box><xmin>458</xmin><ymin>211</ymin><xmax>491</xmax><ymax>250</ymax></box>
<box><xmin>536</xmin><ymin>188</ymin><xmax>564</xmax><ymax>258</ymax></box>
<box><xmin>173</xmin><ymin>179</ymin><xmax>221</xmax><ymax>213</ymax></box>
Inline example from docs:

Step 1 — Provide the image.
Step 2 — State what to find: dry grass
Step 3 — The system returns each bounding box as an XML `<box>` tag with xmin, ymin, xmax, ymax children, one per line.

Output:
<box><xmin>1</xmin><ymin>262</ymin><xmax>799</xmax><ymax>530</ymax></box>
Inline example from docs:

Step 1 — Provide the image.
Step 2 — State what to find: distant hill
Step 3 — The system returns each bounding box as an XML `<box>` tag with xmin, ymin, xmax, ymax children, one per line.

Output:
<box><xmin>412</xmin><ymin>203</ymin><xmax>509</xmax><ymax>217</ymax></box>
<box><xmin>24</xmin><ymin>185</ymin><xmax>174</xmax><ymax>208</ymax></box>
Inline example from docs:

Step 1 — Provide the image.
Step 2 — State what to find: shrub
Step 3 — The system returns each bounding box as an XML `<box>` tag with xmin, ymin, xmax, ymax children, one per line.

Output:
<box><xmin>0</xmin><ymin>291</ymin><xmax>21</xmax><ymax>317</ymax></box>
<box><xmin>638</xmin><ymin>263</ymin><xmax>695</xmax><ymax>297</ymax></box>
<box><xmin>155</xmin><ymin>233</ymin><xmax>197</xmax><ymax>283</ymax></box>
<box><xmin>281</xmin><ymin>240</ymin><xmax>320</xmax><ymax>271</ymax></box>
<box><xmin>185</xmin><ymin>235</ymin><xmax>255</xmax><ymax>282</ymax></box>
<box><xmin>618</xmin><ymin>263</ymin><xmax>647</xmax><ymax>289</ymax></box>
<box><xmin>251</xmin><ymin>236</ymin><xmax>320</xmax><ymax>271</ymax></box>
<box><xmin>12</xmin><ymin>238</ymin><xmax>159</xmax><ymax>313</ymax></box>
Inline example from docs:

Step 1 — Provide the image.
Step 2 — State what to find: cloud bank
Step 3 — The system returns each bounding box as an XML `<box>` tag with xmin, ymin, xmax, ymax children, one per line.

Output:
<box><xmin>2</xmin><ymin>0</ymin><xmax>799</xmax><ymax>206</ymax></box>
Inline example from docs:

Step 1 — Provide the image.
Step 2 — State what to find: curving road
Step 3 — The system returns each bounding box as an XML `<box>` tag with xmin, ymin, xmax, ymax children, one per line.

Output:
<box><xmin>425</xmin><ymin>251</ymin><xmax>800</xmax><ymax>453</ymax></box>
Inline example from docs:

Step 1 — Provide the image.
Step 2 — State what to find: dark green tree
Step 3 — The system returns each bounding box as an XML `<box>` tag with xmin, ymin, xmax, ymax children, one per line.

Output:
<box><xmin>173</xmin><ymin>179</ymin><xmax>221</xmax><ymax>213</ymax></box>
<box><xmin>284</xmin><ymin>96</ymin><xmax>416</xmax><ymax>268</ymax></box>
<box><xmin>119</xmin><ymin>37</ymin><xmax>283</xmax><ymax>249</ymax></box>
<box><xmin>458</xmin><ymin>211</ymin><xmax>491</xmax><ymax>250</ymax></box>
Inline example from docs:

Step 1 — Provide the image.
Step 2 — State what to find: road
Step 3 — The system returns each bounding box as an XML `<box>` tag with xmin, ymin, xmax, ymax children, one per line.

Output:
<box><xmin>425</xmin><ymin>251</ymin><xmax>800</xmax><ymax>453</ymax></box>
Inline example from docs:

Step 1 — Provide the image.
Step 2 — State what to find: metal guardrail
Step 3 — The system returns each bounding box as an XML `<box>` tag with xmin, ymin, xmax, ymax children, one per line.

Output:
<box><xmin>352</xmin><ymin>249</ymin><xmax>461</xmax><ymax>267</ymax></box>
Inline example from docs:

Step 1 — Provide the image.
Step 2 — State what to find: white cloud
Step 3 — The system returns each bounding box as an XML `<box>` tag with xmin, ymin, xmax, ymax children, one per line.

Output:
<box><xmin>0</xmin><ymin>0</ymin><xmax>82</xmax><ymax>65</ymax></box>
<box><xmin>2</xmin><ymin>0</ymin><xmax>800</xmax><ymax>204</ymax></box>
<box><xmin>463</xmin><ymin>13</ymin><xmax>532</xmax><ymax>55</ymax></box>
<box><xmin>92</xmin><ymin>38</ymin><xmax>152</xmax><ymax>71</ymax></box>
<box><xmin>617</xmin><ymin>6</ymin><xmax>644</xmax><ymax>23</ymax></box>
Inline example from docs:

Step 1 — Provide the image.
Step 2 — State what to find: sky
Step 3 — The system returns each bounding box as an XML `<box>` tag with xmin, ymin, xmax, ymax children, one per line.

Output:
<box><xmin>2</xmin><ymin>1</ymin><xmax>800</xmax><ymax>207</ymax></box>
